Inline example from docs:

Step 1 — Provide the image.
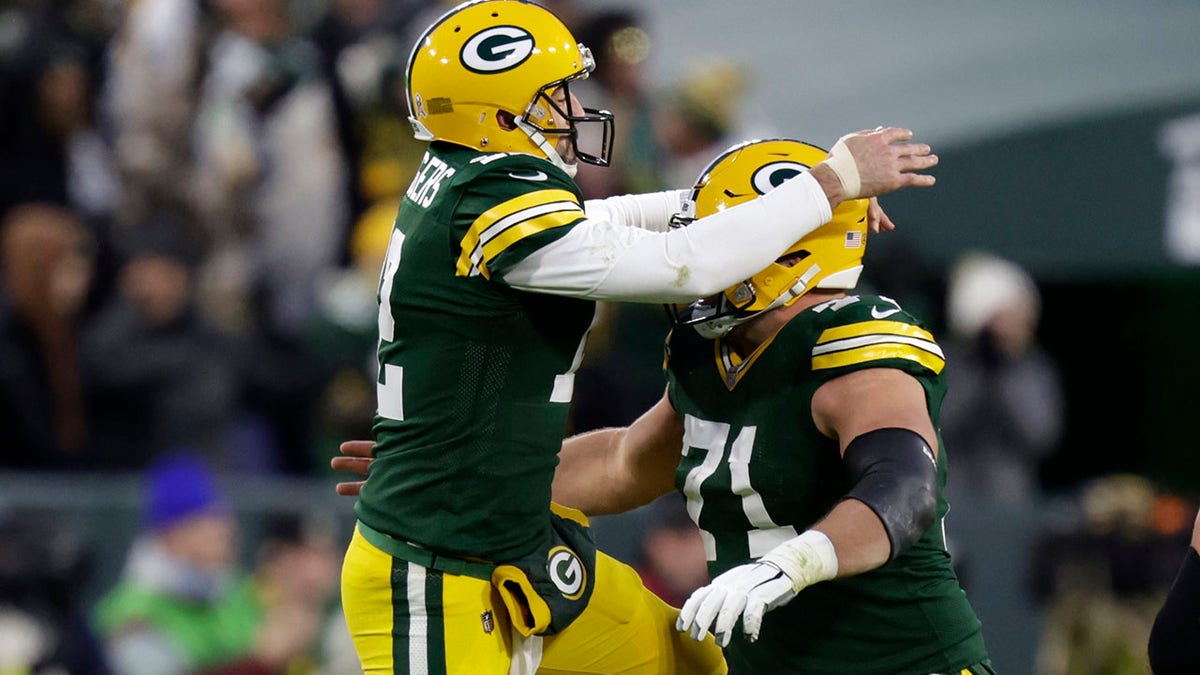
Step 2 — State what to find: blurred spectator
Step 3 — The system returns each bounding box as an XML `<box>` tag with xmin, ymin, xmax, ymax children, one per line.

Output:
<box><xmin>0</xmin><ymin>511</ymin><xmax>107</xmax><ymax>674</ymax></box>
<box><xmin>654</xmin><ymin>58</ymin><xmax>767</xmax><ymax>191</ymax></box>
<box><xmin>0</xmin><ymin>0</ymin><xmax>118</xmax><ymax>222</ymax></box>
<box><xmin>80</xmin><ymin>217</ymin><xmax>241</xmax><ymax>470</ymax></box>
<box><xmin>93</xmin><ymin>454</ymin><xmax>326</xmax><ymax>675</ymax></box>
<box><xmin>102</xmin><ymin>0</ymin><xmax>214</xmax><ymax>234</ymax></box>
<box><xmin>308</xmin><ymin>0</ymin><xmax>428</xmax><ymax>254</ymax></box>
<box><xmin>180</xmin><ymin>0</ymin><xmax>353</xmax><ymax>473</ymax></box>
<box><xmin>307</xmin><ymin>0</ymin><xmax>425</xmax><ymax>227</ymax></box>
<box><xmin>1031</xmin><ymin>474</ymin><xmax>1187</xmax><ymax>675</ymax></box>
<box><xmin>935</xmin><ymin>252</ymin><xmax>1065</xmax><ymax>672</ymax></box>
<box><xmin>93</xmin><ymin>453</ymin><xmax>246</xmax><ymax>674</ymax></box>
<box><xmin>194</xmin><ymin>0</ymin><xmax>349</xmax><ymax>339</ymax></box>
<box><xmin>0</xmin><ymin>204</ymin><xmax>95</xmax><ymax>467</ymax></box>
<box><xmin>1160</xmin><ymin>111</ymin><xmax>1200</xmax><ymax>263</ymax></box>
<box><xmin>205</xmin><ymin>513</ymin><xmax>345</xmax><ymax>675</ymax></box>
<box><xmin>572</xmin><ymin>8</ymin><xmax>662</xmax><ymax>199</ymax></box>
<box><xmin>941</xmin><ymin>251</ymin><xmax>1065</xmax><ymax>503</ymax></box>
<box><xmin>634</xmin><ymin>494</ymin><xmax>709</xmax><ymax>608</ymax></box>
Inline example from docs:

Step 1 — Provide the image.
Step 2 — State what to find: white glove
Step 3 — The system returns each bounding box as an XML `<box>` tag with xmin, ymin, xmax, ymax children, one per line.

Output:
<box><xmin>676</xmin><ymin>560</ymin><xmax>796</xmax><ymax>646</ymax></box>
<box><xmin>676</xmin><ymin>530</ymin><xmax>838</xmax><ymax>646</ymax></box>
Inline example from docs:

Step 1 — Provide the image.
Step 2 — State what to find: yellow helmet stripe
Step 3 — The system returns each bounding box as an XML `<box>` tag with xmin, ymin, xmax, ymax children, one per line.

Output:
<box><xmin>815</xmin><ymin>320</ymin><xmax>935</xmax><ymax>345</ymax></box>
<box><xmin>811</xmin><ymin>343</ymin><xmax>946</xmax><ymax>374</ymax></box>
<box><xmin>456</xmin><ymin>189</ymin><xmax>583</xmax><ymax>277</ymax></box>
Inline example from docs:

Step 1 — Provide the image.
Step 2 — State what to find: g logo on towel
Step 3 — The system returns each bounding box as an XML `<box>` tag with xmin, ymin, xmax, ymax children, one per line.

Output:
<box><xmin>547</xmin><ymin>546</ymin><xmax>586</xmax><ymax>600</ymax></box>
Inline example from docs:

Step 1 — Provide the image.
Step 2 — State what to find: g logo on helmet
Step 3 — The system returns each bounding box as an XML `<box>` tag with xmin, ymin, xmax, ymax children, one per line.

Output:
<box><xmin>751</xmin><ymin>161</ymin><xmax>811</xmax><ymax>195</ymax></box>
<box><xmin>547</xmin><ymin>546</ymin><xmax>586</xmax><ymax>600</ymax></box>
<box><xmin>461</xmin><ymin>26</ymin><xmax>535</xmax><ymax>74</ymax></box>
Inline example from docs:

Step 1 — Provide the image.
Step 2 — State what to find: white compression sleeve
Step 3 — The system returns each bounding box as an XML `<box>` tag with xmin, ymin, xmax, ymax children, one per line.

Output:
<box><xmin>501</xmin><ymin>172</ymin><xmax>832</xmax><ymax>303</ymax></box>
<box><xmin>583</xmin><ymin>190</ymin><xmax>685</xmax><ymax>233</ymax></box>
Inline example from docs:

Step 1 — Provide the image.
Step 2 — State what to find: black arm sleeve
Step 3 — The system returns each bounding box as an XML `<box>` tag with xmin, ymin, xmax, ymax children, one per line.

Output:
<box><xmin>841</xmin><ymin>427</ymin><xmax>938</xmax><ymax>561</ymax></box>
<box><xmin>1149</xmin><ymin>547</ymin><xmax>1200</xmax><ymax>674</ymax></box>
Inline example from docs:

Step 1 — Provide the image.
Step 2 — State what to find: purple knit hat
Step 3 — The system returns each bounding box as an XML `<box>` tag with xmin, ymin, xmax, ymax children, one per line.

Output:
<box><xmin>144</xmin><ymin>453</ymin><xmax>229</xmax><ymax>530</ymax></box>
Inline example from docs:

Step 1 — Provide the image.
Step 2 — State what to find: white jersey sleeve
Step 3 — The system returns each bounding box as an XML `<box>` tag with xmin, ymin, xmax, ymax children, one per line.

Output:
<box><xmin>582</xmin><ymin>190</ymin><xmax>686</xmax><ymax>233</ymax></box>
<box><xmin>500</xmin><ymin>172</ymin><xmax>832</xmax><ymax>303</ymax></box>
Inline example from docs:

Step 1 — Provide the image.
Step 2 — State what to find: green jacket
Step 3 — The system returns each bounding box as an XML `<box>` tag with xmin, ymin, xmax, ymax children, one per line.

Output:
<box><xmin>94</xmin><ymin>576</ymin><xmax>263</xmax><ymax>671</ymax></box>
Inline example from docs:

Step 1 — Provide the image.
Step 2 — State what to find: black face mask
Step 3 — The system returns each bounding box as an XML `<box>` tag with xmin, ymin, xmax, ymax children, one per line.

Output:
<box><xmin>527</xmin><ymin>79</ymin><xmax>615</xmax><ymax>167</ymax></box>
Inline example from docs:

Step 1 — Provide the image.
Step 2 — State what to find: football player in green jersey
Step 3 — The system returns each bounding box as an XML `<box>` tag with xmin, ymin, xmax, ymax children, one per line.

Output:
<box><xmin>339</xmin><ymin>0</ymin><xmax>940</xmax><ymax>672</ymax></box>
<box><xmin>551</xmin><ymin>139</ymin><xmax>993</xmax><ymax>674</ymax></box>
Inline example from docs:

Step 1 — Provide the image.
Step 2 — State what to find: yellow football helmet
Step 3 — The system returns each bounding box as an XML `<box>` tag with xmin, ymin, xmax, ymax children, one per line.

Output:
<box><xmin>406</xmin><ymin>0</ymin><xmax>614</xmax><ymax>175</ymax></box>
<box><xmin>671</xmin><ymin>139</ymin><xmax>870</xmax><ymax>338</ymax></box>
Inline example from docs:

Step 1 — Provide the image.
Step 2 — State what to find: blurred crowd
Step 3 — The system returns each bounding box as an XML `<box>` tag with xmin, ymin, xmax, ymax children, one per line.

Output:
<box><xmin>1</xmin><ymin>0</ymin><xmax>1196</xmax><ymax>673</ymax></box>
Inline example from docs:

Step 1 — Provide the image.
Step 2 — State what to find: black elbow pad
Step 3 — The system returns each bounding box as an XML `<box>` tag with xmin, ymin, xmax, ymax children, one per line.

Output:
<box><xmin>841</xmin><ymin>427</ymin><xmax>938</xmax><ymax>561</ymax></box>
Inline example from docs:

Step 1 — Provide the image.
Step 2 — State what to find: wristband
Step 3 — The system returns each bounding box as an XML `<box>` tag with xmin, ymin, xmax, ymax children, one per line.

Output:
<box><xmin>759</xmin><ymin>529</ymin><xmax>839</xmax><ymax>594</ymax></box>
<box><xmin>824</xmin><ymin>136</ymin><xmax>862</xmax><ymax>199</ymax></box>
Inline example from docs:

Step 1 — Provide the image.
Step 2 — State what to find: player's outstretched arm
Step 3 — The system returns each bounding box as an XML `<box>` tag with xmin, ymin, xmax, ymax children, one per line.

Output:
<box><xmin>811</xmin><ymin>127</ymin><xmax>938</xmax><ymax>206</ymax></box>
<box><xmin>552</xmin><ymin>393</ymin><xmax>683</xmax><ymax>516</ymax></box>
<box><xmin>678</xmin><ymin>368</ymin><xmax>937</xmax><ymax>646</ymax></box>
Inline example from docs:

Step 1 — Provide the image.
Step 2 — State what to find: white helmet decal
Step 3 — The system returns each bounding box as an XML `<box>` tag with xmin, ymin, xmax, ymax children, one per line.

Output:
<box><xmin>461</xmin><ymin>26</ymin><xmax>535</xmax><ymax>73</ymax></box>
<box><xmin>751</xmin><ymin>161</ymin><xmax>810</xmax><ymax>195</ymax></box>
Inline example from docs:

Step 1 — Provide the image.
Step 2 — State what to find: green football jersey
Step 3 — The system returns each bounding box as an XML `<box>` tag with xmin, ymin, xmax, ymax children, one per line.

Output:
<box><xmin>355</xmin><ymin>142</ymin><xmax>597</xmax><ymax>562</ymax></box>
<box><xmin>666</xmin><ymin>294</ymin><xmax>988</xmax><ymax>674</ymax></box>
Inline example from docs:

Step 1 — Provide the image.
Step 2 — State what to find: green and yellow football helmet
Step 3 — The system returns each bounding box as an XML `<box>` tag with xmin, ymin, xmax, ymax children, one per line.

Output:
<box><xmin>406</xmin><ymin>0</ymin><xmax>614</xmax><ymax>175</ymax></box>
<box><xmin>671</xmin><ymin>138</ymin><xmax>870</xmax><ymax>338</ymax></box>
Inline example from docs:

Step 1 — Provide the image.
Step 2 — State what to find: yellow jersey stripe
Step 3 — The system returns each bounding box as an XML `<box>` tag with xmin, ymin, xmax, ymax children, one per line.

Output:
<box><xmin>813</xmin><ymin>333</ymin><xmax>944</xmax><ymax>360</ymax></box>
<box><xmin>459</xmin><ymin>200</ymin><xmax>582</xmax><ymax>277</ymax></box>
<box><xmin>456</xmin><ymin>189</ymin><xmax>581</xmax><ymax>276</ymax></box>
<box><xmin>476</xmin><ymin>209</ymin><xmax>582</xmax><ymax>277</ymax></box>
<box><xmin>816</xmin><ymin>320</ymin><xmax>935</xmax><ymax>345</ymax></box>
<box><xmin>811</xmin><ymin>342</ymin><xmax>946</xmax><ymax>374</ymax></box>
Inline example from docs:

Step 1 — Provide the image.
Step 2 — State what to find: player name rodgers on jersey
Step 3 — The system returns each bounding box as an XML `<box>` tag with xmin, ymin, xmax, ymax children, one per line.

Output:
<box><xmin>666</xmin><ymin>294</ymin><xmax>988</xmax><ymax>675</ymax></box>
<box><xmin>355</xmin><ymin>141</ymin><xmax>597</xmax><ymax>563</ymax></box>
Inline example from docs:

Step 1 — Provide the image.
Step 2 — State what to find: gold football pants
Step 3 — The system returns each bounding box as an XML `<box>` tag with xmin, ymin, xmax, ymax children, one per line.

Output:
<box><xmin>341</xmin><ymin>525</ymin><xmax>726</xmax><ymax>674</ymax></box>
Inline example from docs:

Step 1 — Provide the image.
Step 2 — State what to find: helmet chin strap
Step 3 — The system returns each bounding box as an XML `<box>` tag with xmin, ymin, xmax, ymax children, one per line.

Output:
<box><xmin>515</xmin><ymin>116</ymin><xmax>578</xmax><ymax>177</ymax></box>
<box><xmin>766</xmin><ymin>263</ymin><xmax>822</xmax><ymax>312</ymax></box>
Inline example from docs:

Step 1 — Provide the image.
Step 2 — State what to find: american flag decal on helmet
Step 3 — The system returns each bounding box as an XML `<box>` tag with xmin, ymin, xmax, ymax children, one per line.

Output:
<box><xmin>845</xmin><ymin>230</ymin><xmax>863</xmax><ymax>248</ymax></box>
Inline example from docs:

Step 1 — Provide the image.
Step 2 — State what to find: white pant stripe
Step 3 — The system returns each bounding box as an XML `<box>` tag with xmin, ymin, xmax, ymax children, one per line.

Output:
<box><xmin>407</xmin><ymin>563</ymin><xmax>428</xmax><ymax>675</ymax></box>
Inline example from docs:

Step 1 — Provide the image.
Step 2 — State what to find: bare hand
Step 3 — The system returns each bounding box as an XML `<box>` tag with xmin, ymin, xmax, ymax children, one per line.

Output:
<box><xmin>332</xmin><ymin>440</ymin><xmax>375</xmax><ymax>497</ymax></box>
<box><xmin>867</xmin><ymin>197</ymin><xmax>895</xmax><ymax>234</ymax></box>
<box><xmin>817</xmin><ymin>127</ymin><xmax>937</xmax><ymax>202</ymax></box>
